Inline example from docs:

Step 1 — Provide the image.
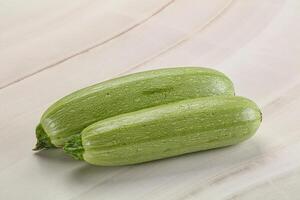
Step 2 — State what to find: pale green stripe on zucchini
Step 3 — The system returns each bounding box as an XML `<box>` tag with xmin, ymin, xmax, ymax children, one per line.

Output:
<box><xmin>34</xmin><ymin>67</ymin><xmax>234</xmax><ymax>149</ymax></box>
<box><xmin>64</xmin><ymin>96</ymin><xmax>262</xmax><ymax>166</ymax></box>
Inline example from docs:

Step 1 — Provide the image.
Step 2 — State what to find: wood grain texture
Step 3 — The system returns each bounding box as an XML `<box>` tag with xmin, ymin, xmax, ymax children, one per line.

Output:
<box><xmin>0</xmin><ymin>0</ymin><xmax>299</xmax><ymax>199</ymax></box>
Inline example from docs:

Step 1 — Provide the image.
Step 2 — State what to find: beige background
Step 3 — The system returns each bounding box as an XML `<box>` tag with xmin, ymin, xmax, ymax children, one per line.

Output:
<box><xmin>0</xmin><ymin>0</ymin><xmax>300</xmax><ymax>199</ymax></box>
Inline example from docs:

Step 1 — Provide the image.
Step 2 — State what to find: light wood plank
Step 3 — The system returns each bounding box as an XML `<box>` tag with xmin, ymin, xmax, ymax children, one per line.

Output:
<box><xmin>0</xmin><ymin>0</ymin><xmax>174</xmax><ymax>88</ymax></box>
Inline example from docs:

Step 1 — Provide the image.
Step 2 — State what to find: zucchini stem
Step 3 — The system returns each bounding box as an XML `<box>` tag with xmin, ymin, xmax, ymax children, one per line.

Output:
<box><xmin>33</xmin><ymin>124</ymin><xmax>55</xmax><ymax>151</ymax></box>
<box><xmin>63</xmin><ymin>134</ymin><xmax>84</xmax><ymax>160</ymax></box>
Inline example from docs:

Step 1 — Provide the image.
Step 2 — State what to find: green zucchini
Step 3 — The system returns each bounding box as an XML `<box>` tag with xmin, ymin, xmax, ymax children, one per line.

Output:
<box><xmin>34</xmin><ymin>67</ymin><xmax>234</xmax><ymax>150</ymax></box>
<box><xmin>64</xmin><ymin>96</ymin><xmax>262</xmax><ymax>166</ymax></box>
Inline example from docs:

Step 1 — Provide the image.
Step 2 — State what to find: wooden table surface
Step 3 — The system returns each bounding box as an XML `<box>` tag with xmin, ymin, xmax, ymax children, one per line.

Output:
<box><xmin>1</xmin><ymin>0</ymin><xmax>300</xmax><ymax>199</ymax></box>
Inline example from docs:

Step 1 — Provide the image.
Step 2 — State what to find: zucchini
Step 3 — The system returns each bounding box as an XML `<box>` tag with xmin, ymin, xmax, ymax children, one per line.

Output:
<box><xmin>64</xmin><ymin>96</ymin><xmax>262</xmax><ymax>166</ymax></box>
<box><xmin>34</xmin><ymin>67</ymin><xmax>234</xmax><ymax>150</ymax></box>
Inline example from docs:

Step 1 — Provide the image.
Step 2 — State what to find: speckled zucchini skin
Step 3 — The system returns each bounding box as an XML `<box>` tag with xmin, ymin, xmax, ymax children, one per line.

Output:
<box><xmin>35</xmin><ymin>67</ymin><xmax>234</xmax><ymax>148</ymax></box>
<box><xmin>65</xmin><ymin>96</ymin><xmax>261</xmax><ymax>166</ymax></box>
